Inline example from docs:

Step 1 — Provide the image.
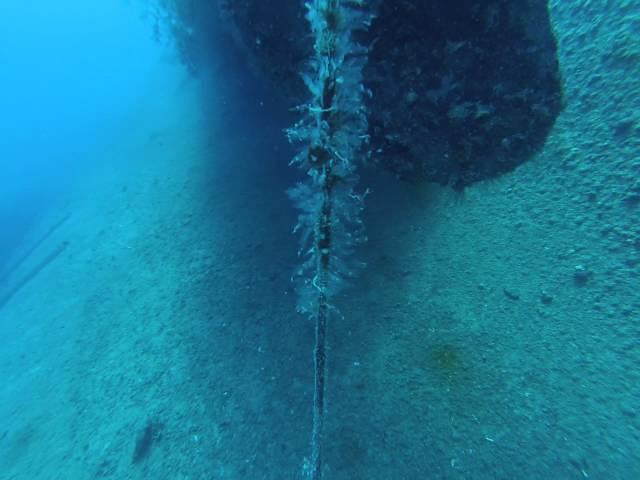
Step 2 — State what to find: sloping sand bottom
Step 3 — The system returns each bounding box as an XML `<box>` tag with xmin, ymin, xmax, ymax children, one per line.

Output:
<box><xmin>0</xmin><ymin>66</ymin><xmax>311</xmax><ymax>479</ymax></box>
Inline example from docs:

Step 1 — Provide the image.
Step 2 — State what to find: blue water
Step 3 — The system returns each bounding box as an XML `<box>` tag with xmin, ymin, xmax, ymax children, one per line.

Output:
<box><xmin>0</xmin><ymin>1</ymin><xmax>638</xmax><ymax>479</ymax></box>
<box><xmin>0</xmin><ymin>0</ymin><xmax>171</xmax><ymax>267</ymax></box>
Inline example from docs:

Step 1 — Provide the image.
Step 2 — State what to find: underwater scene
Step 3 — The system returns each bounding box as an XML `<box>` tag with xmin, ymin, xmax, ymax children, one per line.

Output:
<box><xmin>0</xmin><ymin>0</ymin><xmax>638</xmax><ymax>479</ymax></box>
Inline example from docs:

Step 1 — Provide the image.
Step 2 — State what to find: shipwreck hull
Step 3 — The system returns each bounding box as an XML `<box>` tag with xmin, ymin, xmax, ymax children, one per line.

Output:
<box><xmin>213</xmin><ymin>0</ymin><xmax>563</xmax><ymax>187</ymax></box>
